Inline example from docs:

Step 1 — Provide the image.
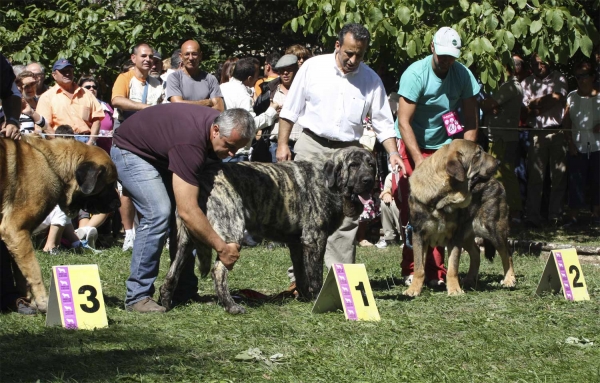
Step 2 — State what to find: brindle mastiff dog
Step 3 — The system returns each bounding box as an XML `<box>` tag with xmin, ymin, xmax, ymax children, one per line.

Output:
<box><xmin>445</xmin><ymin>177</ymin><xmax>516</xmax><ymax>295</ymax></box>
<box><xmin>160</xmin><ymin>147</ymin><xmax>376</xmax><ymax>314</ymax></box>
<box><xmin>0</xmin><ymin>135</ymin><xmax>119</xmax><ymax>312</ymax></box>
<box><xmin>404</xmin><ymin>139</ymin><xmax>500</xmax><ymax>297</ymax></box>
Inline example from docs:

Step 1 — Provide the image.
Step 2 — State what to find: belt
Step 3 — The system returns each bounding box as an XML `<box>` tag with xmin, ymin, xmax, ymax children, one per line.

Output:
<box><xmin>302</xmin><ymin>129</ymin><xmax>358</xmax><ymax>146</ymax></box>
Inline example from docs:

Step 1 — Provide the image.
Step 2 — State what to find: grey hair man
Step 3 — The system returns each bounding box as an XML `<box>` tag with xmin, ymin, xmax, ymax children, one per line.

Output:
<box><xmin>111</xmin><ymin>103</ymin><xmax>255</xmax><ymax>313</ymax></box>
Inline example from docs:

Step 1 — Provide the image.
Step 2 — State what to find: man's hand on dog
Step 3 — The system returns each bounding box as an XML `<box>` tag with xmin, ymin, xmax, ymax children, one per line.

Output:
<box><xmin>1</xmin><ymin>122</ymin><xmax>21</xmax><ymax>140</ymax></box>
<box><xmin>218</xmin><ymin>243</ymin><xmax>241</xmax><ymax>270</ymax></box>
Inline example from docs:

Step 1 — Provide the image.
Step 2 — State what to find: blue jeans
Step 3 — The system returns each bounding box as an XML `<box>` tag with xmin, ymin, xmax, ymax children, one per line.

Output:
<box><xmin>111</xmin><ymin>146</ymin><xmax>198</xmax><ymax>306</ymax></box>
<box><xmin>269</xmin><ymin>141</ymin><xmax>296</xmax><ymax>163</ymax></box>
<box><xmin>222</xmin><ymin>153</ymin><xmax>249</xmax><ymax>163</ymax></box>
<box><xmin>75</xmin><ymin>135</ymin><xmax>93</xmax><ymax>144</ymax></box>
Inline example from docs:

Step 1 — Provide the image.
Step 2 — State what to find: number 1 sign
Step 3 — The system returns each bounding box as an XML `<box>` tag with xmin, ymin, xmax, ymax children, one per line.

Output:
<box><xmin>46</xmin><ymin>265</ymin><xmax>108</xmax><ymax>329</ymax></box>
<box><xmin>312</xmin><ymin>264</ymin><xmax>380</xmax><ymax>321</ymax></box>
<box><xmin>535</xmin><ymin>249</ymin><xmax>590</xmax><ymax>301</ymax></box>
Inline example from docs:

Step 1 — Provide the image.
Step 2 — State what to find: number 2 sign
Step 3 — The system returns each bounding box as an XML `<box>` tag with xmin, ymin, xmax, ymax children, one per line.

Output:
<box><xmin>46</xmin><ymin>265</ymin><xmax>108</xmax><ymax>330</ymax></box>
<box><xmin>536</xmin><ymin>249</ymin><xmax>590</xmax><ymax>301</ymax></box>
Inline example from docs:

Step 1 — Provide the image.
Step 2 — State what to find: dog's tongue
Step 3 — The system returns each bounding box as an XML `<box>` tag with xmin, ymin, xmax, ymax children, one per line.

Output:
<box><xmin>358</xmin><ymin>193</ymin><xmax>372</xmax><ymax>205</ymax></box>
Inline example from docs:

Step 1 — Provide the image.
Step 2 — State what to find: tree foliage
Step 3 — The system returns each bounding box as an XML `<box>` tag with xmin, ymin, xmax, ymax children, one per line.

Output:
<box><xmin>289</xmin><ymin>0</ymin><xmax>600</xmax><ymax>90</ymax></box>
<box><xmin>0</xmin><ymin>0</ymin><xmax>315</xmax><ymax>87</ymax></box>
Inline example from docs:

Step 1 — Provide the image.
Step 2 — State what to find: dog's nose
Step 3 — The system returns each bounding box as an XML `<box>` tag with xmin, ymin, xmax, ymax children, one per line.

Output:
<box><xmin>361</xmin><ymin>175</ymin><xmax>374</xmax><ymax>185</ymax></box>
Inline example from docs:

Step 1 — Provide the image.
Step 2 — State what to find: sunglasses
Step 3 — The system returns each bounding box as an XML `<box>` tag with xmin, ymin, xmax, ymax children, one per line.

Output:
<box><xmin>575</xmin><ymin>73</ymin><xmax>592</xmax><ymax>80</ymax></box>
<box><xmin>22</xmin><ymin>82</ymin><xmax>37</xmax><ymax>89</ymax></box>
<box><xmin>83</xmin><ymin>85</ymin><xmax>98</xmax><ymax>90</ymax></box>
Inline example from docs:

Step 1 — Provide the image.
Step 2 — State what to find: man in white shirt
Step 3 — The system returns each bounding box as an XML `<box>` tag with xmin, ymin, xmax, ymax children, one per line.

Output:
<box><xmin>276</xmin><ymin>23</ymin><xmax>403</xmax><ymax>268</ymax></box>
<box><xmin>220</xmin><ymin>57</ymin><xmax>280</xmax><ymax>162</ymax></box>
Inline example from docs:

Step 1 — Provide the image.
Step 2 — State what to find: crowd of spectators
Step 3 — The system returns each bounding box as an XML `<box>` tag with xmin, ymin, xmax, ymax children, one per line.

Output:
<box><xmin>1</xmin><ymin>26</ymin><xmax>599</xmax><ymax>313</ymax></box>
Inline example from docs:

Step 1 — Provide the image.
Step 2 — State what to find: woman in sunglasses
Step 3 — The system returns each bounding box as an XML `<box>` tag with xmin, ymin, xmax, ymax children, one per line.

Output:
<box><xmin>15</xmin><ymin>70</ymin><xmax>47</xmax><ymax>134</ymax></box>
<box><xmin>562</xmin><ymin>60</ymin><xmax>600</xmax><ymax>227</ymax></box>
<box><xmin>78</xmin><ymin>76</ymin><xmax>114</xmax><ymax>154</ymax></box>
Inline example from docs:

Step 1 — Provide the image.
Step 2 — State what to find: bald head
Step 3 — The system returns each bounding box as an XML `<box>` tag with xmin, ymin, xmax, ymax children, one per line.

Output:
<box><xmin>180</xmin><ymin>40</ymin><xmax>202</xmax><ymax>72</ymax></box>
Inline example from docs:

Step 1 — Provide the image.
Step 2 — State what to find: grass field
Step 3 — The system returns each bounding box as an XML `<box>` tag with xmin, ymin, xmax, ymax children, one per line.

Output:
<box><xmin>1</xmin><ymin>227</ymin><xmax>599</xmax><ymax>383</ymax></box>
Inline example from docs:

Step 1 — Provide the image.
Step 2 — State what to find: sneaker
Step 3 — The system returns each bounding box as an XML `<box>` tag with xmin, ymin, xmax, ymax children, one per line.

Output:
<box><xmin>122</xmin><ymin>231</ymin><xmax>135</xmax><ymax>251</ymax></box>
<box><xmin>75</xmin><ymin>227</ymin><xmax>98</xmax><ymax>249</ymax></box>
<box><xmin>358</xmin><ymin>239</ymin><xmax>374</xmax><ymax>247</ymax></box>
<box><xmin>71</xmin><ymin>240</ymin><xmax>100</xmax><ymax>254</ymax></box>
<box><xmin>427</xmin><ymin>279</ymin><xmax>446</xmax><ymax>290</ymax></box>
<box><xmin>125</xmin><ymin>297</ymin><xmax>166</xmax><ymax>313</ymax></box>
<box><xmin>375</xmin><ymin>238</ymin><xmax>388</xmax><ymax>249</ymax></box>
<box><xmin>402</xmin><ymin>274</ymin><xmax>413</xmax><ymax>286</ymax></box>
<box><xmin>15</xmin><ymin>298</ymin><xmax>38</xmax><ymax>315</ymax></box>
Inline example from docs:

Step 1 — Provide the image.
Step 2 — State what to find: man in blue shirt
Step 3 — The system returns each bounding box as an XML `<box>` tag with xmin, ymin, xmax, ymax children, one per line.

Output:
<box><xmin>395</xmin><ymin>27</ymin><xmax>480</xmax><ymax>288</ymax></box>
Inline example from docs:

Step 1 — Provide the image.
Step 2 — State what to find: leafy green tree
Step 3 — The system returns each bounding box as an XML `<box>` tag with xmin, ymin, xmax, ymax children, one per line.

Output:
<box><xmin>288</xmin><ymin>0</ymin><xmax>600</xmax><ymax>89</ymax></box>
<box><xmin>0</xmin><ymin>0</ymin><xmax>316</xmax><ymax>93</ymax></box>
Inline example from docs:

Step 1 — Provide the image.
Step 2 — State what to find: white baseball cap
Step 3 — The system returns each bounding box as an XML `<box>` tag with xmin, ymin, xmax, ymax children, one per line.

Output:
<box><xmin>433</xmin><ymin>27</ymin><xmax>461</xmax><ymax>58</ymax></box>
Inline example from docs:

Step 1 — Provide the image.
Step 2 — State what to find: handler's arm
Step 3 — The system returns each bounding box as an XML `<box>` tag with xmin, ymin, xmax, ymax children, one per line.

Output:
<box><xmin>172</xmin><ymin>174</ymin><xmax>240</xmax><ymax>270</ymax></box>
<box><xmin>397</xmin><ymin>96</ymin><xmax>423</xmax><ymax>169</ymax></box>
<box><xmin>461</xmin><ymin>96</ymin><xmax>479</xmax><ymax>142</ymax></box>
<box><xmin>275</xmin><ymin>117</ymin><xmax>293</xmax><ymax>162</ymax></box>
<box><xmin>112</xmin><ymin>96</ymin><xmax>149</xmax><ymax>112</ymax></box>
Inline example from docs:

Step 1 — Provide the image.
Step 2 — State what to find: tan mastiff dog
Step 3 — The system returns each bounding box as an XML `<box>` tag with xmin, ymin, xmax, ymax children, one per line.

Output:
<box><xmin>405</xmin><ymin>139</ymin><xmax>500</xmax><ymax>297</ymax></box>
<box><xmin>0</xmin><ymin>135</ymin><xmax>119</xmax><ymax>312</ymax></box>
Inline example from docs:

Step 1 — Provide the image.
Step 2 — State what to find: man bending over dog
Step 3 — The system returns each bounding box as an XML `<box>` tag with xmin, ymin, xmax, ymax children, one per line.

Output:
<box><xmin>111</xmin><ymin>104</ymin><xmax>255</xmax><ymax>313</ymax></box>
<box><xmin>276</xmin><ymin>23</ymin><xmax>402</xmax><ymax>275</ymax></box>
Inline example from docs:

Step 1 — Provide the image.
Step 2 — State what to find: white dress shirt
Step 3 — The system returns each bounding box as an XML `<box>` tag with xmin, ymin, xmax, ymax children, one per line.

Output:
<box><xmin>279</xmin><ymin>53</ymin><xmax>395</xmax><ymax>142</ymax></box>
<box><xmin>220</xmin><ymin>77</ymin><xmax>278</xmax><ymax>155</ymax></box>
<box><xmin>220</xmin><ymin>78</ymin><xmax>277</xmax><ymax>131</ymax></box>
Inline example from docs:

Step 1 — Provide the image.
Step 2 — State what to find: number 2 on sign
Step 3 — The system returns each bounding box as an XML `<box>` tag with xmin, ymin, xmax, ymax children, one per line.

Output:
<box><xmin>568</xmin><ymin>265</ymin><xmax>584</xmax><ymax>288</ymax></box>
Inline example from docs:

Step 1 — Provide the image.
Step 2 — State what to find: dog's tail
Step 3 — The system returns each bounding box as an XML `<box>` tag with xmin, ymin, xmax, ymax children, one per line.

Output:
<box><xmin>483</xmin><ymin>239</ymin><xmax>496</xmax><ymax>262</ymax></box>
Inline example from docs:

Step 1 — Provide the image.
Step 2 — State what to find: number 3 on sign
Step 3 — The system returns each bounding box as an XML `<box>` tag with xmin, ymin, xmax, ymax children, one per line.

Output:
<box><xmin>46</xmin><ymin>265</ymin><xmax>108</xmax><ymax>330</ymax></box>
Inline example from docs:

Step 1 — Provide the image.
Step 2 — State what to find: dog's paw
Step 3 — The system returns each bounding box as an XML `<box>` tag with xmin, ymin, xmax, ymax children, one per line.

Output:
<box><xmin>403</xmin><ymin>287</ymin><xmax>421</xmax><ymax>297</ymax></box>
<box><xmin>34</xmin><ymin>297</ymin><xmax>48</xmax><ymax>313</ymax></box>
<box><xmin>447</xmin><ymin>287</ymin><xmax>464</xmax><ymax>296</ymax></box>
<box><xmin>225</xmin><ymin>304</ymin><xmax>247</xmax><ymax>315</ymax></box>
<box><xmin>461</xmin><ymin>277</ymin><xmax>477</xmax><ymax>290</ymax></box>
<box><xmin>501</xmin><ymin>276</ymin><xmax>516</xmax><ymax>288</ymax></box>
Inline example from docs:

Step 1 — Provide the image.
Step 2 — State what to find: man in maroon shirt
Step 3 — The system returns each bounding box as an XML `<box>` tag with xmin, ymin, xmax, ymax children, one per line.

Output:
<box><xmin>111</xmin><ymin>104</ymin><xmax>255</xmax><ymax>313</ymax></box>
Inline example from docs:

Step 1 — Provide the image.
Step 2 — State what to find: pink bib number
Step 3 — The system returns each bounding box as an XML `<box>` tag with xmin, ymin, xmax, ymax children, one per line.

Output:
<box><xmin>442</xmin><ymin>111</ymin><xmax>464</xmax><ymax>136</ymax></box>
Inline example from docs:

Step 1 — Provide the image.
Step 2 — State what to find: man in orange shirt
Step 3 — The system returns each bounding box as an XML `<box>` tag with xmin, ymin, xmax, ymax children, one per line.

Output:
<box><xmin>36</xmin><ymin>59</ymin><xmax>104</xmax><ymax>144</ymax></box>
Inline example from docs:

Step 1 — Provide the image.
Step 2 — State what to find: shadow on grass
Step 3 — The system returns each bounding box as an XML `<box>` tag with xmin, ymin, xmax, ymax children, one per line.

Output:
<box><xmin>0</xmin><ymin>327</ymin><xmax>183</xmax><ymax>382</ymax></box>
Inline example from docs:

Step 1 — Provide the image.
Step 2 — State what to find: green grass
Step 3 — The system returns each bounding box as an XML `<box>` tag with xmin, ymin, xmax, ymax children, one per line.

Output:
<box><xmin>1</xmin><ymin>233</ymin><xmax>599</xmax><ymax>383</ymax></box>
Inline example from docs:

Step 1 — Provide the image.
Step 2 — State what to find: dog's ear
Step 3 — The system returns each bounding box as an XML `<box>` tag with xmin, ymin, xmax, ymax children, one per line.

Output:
<box><xmin>446</xmin><ymin>150</ymin><xmax>465</xmax><ymax>182</ymax></box>
<box><xmin>324</xmin><ymin>159</ymin><xmax>342</xmax><ymax>190</ymax></box>
<box><xmin>76</xmin><ymin>161</ymin><xmax>105</xmax><ymax>195</ymax></box>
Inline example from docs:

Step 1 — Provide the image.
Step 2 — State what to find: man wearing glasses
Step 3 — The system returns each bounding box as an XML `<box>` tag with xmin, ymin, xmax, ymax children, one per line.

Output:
<box><xmin>36</xmin><ymin>59</ymin><xmax>104</xmax><ymax>145</ymax></box>
<box><xmin>521</xmin><ymin>54</ymin><xmax>568</xmax><ymax>228</ymax></box>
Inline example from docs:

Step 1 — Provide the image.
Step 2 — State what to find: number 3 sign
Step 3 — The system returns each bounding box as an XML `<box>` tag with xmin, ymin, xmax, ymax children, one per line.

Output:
<box><xmin>312</xmin><ymin>264</ymin><xmax>380</xmax><ymax>321</ymax></box>
<box><xmin>46</xmin><ymin>265</ymin><xmax>108</xmax><ymax>330</ymax></box>
<box><xmin>536</xmin><ymin>249</ymin><xmax>590</xmax><ymax>301</ymax></box>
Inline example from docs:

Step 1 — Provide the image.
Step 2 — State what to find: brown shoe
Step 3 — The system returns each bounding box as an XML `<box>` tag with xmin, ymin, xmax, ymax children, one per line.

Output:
<box><xmin>126</xmin><ymin>297</ymin><xmax>166</xmax><ymax>313</ymax></box>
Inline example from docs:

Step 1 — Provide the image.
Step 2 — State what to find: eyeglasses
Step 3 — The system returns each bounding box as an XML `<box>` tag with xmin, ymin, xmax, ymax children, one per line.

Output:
<box><xmin>22</xmin><ymin>82</ymin><xmax>37</xmax><ymax>89</ymax></box>
<box><xmin>83</xmin><ymin>85</ymin><xmax>98</xmax><ymax>90</ymax></box>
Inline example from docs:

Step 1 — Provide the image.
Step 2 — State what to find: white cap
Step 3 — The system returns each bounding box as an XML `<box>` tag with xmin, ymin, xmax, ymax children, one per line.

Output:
<box><xmin>433</xmin><ymin>27</ymin><xmax>461</xmax><ymax>58</ymax></box>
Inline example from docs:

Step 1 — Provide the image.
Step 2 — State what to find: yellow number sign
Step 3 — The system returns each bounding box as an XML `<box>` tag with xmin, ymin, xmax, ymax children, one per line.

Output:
<box><xmin>312</xmin><ymin>263</ymin><xmax>380</xmax><ymax>321</ymax></box>
<box><xmin>536</xmin><ymin>248</ymin><xmax>590</xmax><ymax>301</ymax></box>
<box><xmin>46</xmin><ymin>265</ymin><xmax>108</xmax><ymax>330</ymax></box>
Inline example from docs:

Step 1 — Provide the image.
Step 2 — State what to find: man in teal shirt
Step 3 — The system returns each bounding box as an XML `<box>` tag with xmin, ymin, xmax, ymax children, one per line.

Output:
<box><xmin>394</xmin><ymin>26</ymin><xmax>480</xmax><ymax>288</ymax></box>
